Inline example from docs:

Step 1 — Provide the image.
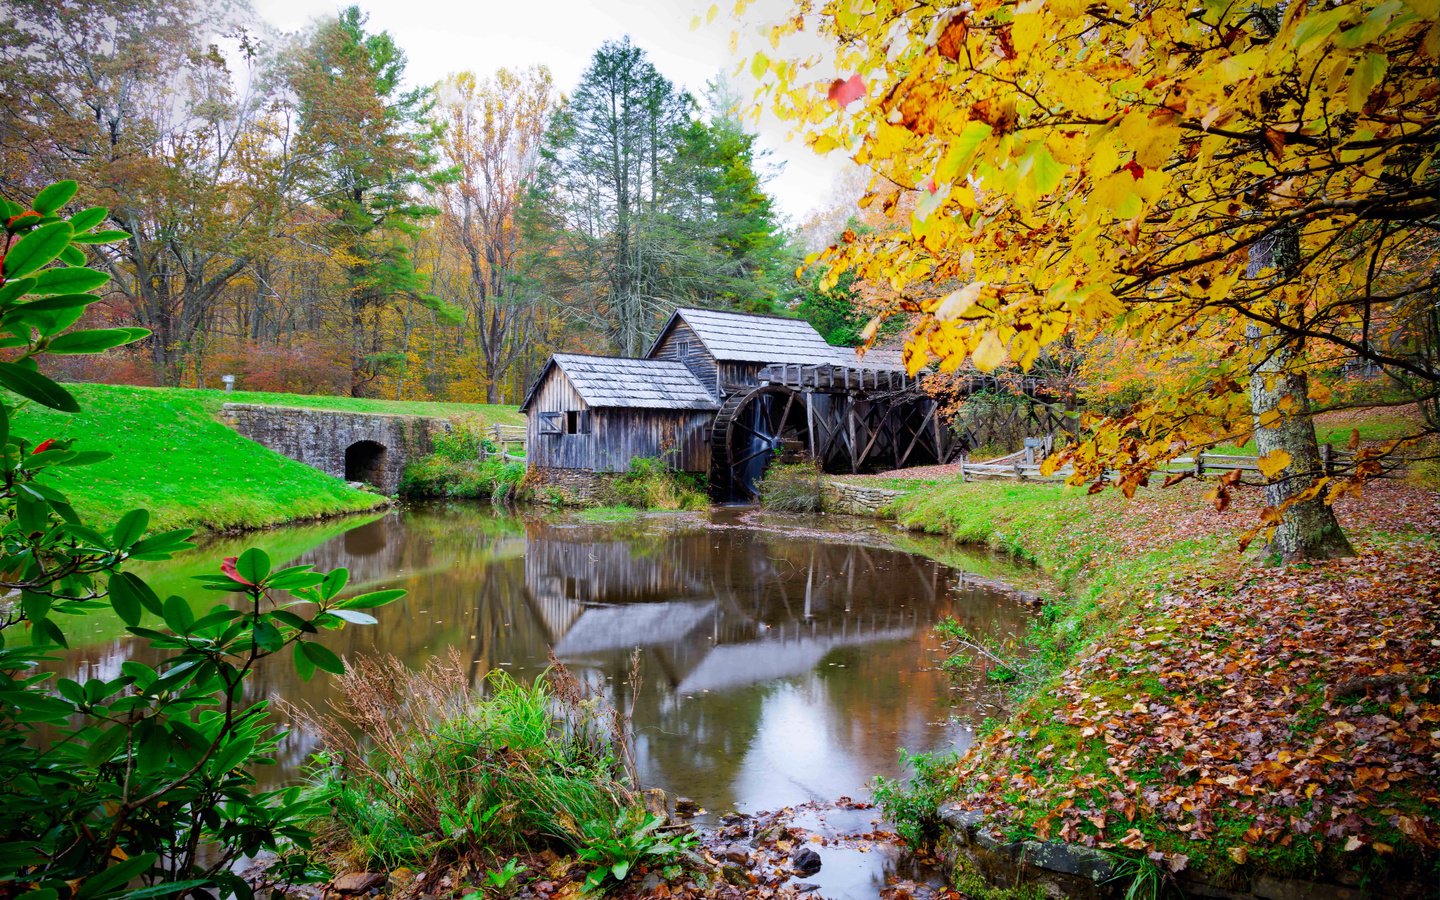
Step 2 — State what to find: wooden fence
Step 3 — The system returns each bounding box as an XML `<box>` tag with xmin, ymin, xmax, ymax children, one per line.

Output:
<box><xmin>959</xmin><ymin>442</ymin><xmax>1382</xmax><ymax>483</ymax></box>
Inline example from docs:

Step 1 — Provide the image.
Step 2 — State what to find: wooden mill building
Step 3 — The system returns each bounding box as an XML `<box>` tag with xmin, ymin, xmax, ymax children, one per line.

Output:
<box><xmin>520</xmin><ymin>308</ymin><xmax>951</xmax><ymax>499</ymax></box>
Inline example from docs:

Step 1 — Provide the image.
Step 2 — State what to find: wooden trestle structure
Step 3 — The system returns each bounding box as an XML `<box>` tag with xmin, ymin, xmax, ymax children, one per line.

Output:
<box><xmin>711</xmin><ymin>360</ymin><xmax>952</xmax><ymax>498</ymax></box>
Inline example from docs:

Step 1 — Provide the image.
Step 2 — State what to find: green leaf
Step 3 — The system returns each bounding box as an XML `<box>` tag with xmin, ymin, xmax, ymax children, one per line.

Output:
<box><xmin>69</xmin><ymin>229</ymin><xmax>130</xmax><ymax>245</ymax></box>
<box><xmin>117</xmin><ymin>574</ymin><xmax>163</xmax><ymax>621</ymax></box>
<box><xmin>162</xmin><ymin>595</ymin><xmax>195</xmax><ymax>634</ymax></box>
<box><xmin>31</xmin><ymin>181</ymin><xmax>77</xmax><ymax>216</ymax></box>
<box><xmin>57</xmin><ymin>244</ymin><xmax>86</xmax><ymax>266</ymax></box>
<box><xmin>0</xmin><ymin>362</ymin><xmax>79</xmax><ymax>411</ymax></box>
<box><xmin>47</xmin><ymin>328</ymin><xmax>148</xmax><ymax>354</ymax></box>
<box><xmin>253</xmin><ymin>619</ymin><xmax>283</xmax><ymax>653</ymax></box>
<box><xmin>82</xmin><ymin>723</ymin><xmax>128</xmax><ymax>767</ymax></box>
<box><xmin>30</xmin><ymin>265</ymin><xmax>108</xmax><ymax>296</ymax></box>
<box><xmin>327</xmin><ymin>609</ymin><xmax>378</xmax><ymax>625</ymax></box>
<box><xmin>113</xmin><ymin>509</ymin><xmax>149</xmax><ymax>549</ymax></box>
<box><xmin>0</xmin><ymin>277</ymin><xmax>36</xmax><ymax>306</ymax></box>
<box><xmin>293</xmin><ymin>641</ymin><xmax>316</xmax><ymax>681</ymax></box>
<box><xmin>108</xmin><ymin>574</ymin><xmax>143</xmax><ymax>626</ymax></box>
<box><xmin>67</xmin><ymin>206</ymin><xmax>108</xmax><ymax>232</ymax></box>
<box><xmin>300</xmin><ymin>640</ymin><xmax>345</xmax><ymax>675</ymax></box>
<box><xmin>236</xmin><ymin>547</ymin><xmax>270</xmax><ymax>585</ymax></box>
<box><xmin>75</xmin><ymin>851</ymin><xmax>157</xmax><ymax>899</ymax></box>
<box><xmin>120</xmin><ymin>881</ymin><xmax>212</xmax><ymax>899</ymax></box>
<box><xmin>321</xmin><ymin>567</ymin><xmax>349</xmax><ymax>600</ymax></box>
<box><xmin>338</xmin><ymin>588</ymin><xmax>405</xmax><ymax>610</ymax></box>
<box><xmin>3</xmin><ymin>222</ymin><xmax>74</xmax><ymax>278</ymax></box>
<box><xmin>13</xmin><ymin>292</ymin><xmax>96</xmax><ymax>313</ymax></box>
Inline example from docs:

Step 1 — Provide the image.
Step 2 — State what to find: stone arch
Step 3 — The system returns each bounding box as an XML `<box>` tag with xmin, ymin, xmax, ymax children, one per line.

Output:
<box><xmin>344</xmin><ymin>440</ymin><xmax>387</xmax><ymax>486</ymax></box>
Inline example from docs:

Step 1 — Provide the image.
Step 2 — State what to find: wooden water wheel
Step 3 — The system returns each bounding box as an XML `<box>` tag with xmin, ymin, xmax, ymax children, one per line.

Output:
<box><xmin>712</xmin><ymin>384</ymin><xmax>810</xmax><ymax>500</ymax></box>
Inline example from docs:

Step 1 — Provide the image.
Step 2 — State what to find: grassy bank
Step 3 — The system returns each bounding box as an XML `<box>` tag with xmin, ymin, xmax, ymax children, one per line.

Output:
<box><xmin>13</xmin><ymin>384</ymin><xmax>521</xmax><ymax>533</ymax></box>
<box><xmin>864</xmin><ymin>476</ymin><xmax>1439</xmax><ymax>891</ymax></box>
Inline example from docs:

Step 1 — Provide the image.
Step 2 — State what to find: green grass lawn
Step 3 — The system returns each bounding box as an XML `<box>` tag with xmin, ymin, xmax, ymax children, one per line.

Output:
<box><xmin>175</xmin><ymin>386</ymin><xmax>524</xmax><ymax>427</ymax></box>
<box><xmin>11</xmin><ymin>383</ymin><xmax>519</xmax><ymax>533</ymax></box>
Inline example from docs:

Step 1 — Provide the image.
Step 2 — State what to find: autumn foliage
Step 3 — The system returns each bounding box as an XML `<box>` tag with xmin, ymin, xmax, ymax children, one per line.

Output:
<box><xmin>749</xmin><ymin>0</ymin><xmax>1439</xmax><ymax>553</ymax></box>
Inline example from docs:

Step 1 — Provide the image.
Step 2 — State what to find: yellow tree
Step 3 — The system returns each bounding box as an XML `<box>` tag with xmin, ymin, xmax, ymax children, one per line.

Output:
<box><xmin>434</xmin><ymin>67</ymin><xmax>556</xmax><ymax>403</ymax></box>
<box><xmin>748</xmin><ymin>0</ymin><xmax>1439</xmax><ymax>559</ymax></box>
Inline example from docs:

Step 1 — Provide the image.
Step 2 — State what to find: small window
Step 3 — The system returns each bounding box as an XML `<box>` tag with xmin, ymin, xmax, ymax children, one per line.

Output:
<box><xmin>564</xmin><ymin>410</ymin><xmax>591</xmax><ymax>435</ymax></box>
<box><xmin>538</xmin><ymin>412</ymin><xmax>562</xmax><ymax>436</ymax></box>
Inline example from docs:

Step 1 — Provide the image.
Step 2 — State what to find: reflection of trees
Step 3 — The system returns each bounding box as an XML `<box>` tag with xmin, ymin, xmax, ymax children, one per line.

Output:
<box><xmin>55</xmin><ymin>505</ymin><xmax>1036</xmax><ymax>806</ymax></box>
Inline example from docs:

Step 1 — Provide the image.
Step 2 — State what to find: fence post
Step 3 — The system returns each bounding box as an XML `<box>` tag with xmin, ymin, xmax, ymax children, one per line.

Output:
<box><xmin>1321</xmin><ymin>443</ymin><xmax>1334</xmax><ymax>476</ymax></box>
<box><xmin>1193</xmin><ymin>453</ymin><xmax>1205</xmax><ymax>478</ymax></box>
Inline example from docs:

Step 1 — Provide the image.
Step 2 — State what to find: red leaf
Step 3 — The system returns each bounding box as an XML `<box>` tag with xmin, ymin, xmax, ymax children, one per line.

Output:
<box><xmin>1123</xmin><ymin>160</ymin><xmax>1145</xmax><ymax>180</ymax></box>
<box><xmin>221</xmin><ymin>556</ymin><xmax>254</xmax><ymax>586</ymax></box>
<box><xmin>827</xmin><ymin>74</ymin><xmax>865</xmax><ymax>108</ymax></box>
<box><xmin>31</xmin><ymin>439</ymin><xmax>55</xmax><ymax>454</ymax></box>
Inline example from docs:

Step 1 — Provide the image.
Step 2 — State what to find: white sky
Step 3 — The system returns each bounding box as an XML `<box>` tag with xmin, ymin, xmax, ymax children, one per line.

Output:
<box><xmin>248</xmin><ymin>0</ymin><xmax>854</xmax><ymax>226</ymax></box>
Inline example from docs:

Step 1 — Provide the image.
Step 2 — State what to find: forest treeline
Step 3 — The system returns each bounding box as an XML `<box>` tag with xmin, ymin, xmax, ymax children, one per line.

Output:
<box><xmin>0</xmin><ymin>0</ymin><xmax>853</xmax><ymax>402</ymax></box>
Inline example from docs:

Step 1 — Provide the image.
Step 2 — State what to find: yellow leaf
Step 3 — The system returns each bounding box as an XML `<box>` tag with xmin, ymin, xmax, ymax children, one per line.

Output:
<box><xmin>971</xmin><ymin>330</ymin><xmax>1007</xmax><ymax>372</ymax></box>
<box><xmin>1257</xmin><ymin>449</ymin><xmax>1292</xmax><ymax>479</ymax></box>
<box><xmin>937</xmin><ymin>282</ymin><xmax>985</xmax><ymax>320</ymax></box>
<box><xmin>1348</xmin><ymin>52</ymin><xmax>1388</xmax><ymax>112</ymax></box>
<box><xmin>707</xmin><ymin>3</ymin><xmax>719</xmax><ymax>24</ymax></box>
<box><xmin>751</xmin><ymin>51</ymin><xmax>770</xmax><ymax>80</ymax></box>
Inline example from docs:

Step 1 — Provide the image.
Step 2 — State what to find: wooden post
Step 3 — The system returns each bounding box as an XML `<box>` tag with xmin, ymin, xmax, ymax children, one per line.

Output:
<box><xmin>1321</xmin><ymin>443</ymin><xmax>1334</xmax><ymax>476</ymax></box>
<box><xmin>1194</xmin><ymin>452</ymin><xmax>1204</xmax><ymax>477</ymax></box>
<box><xmin>805</xmin><ymin>391</ymin><xmax>815</xmax><ymax>458</ymax></box>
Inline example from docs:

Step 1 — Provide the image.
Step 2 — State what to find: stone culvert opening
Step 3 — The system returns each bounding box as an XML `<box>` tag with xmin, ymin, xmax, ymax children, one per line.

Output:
<box><xmin>344</xmin><ymin>440</ymin><xmax>387</xmax><ymax>486</ymax></box>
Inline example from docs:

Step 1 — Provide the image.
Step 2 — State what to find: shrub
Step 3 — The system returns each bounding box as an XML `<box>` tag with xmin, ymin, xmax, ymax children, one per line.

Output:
<box><xmin>758</xmin><ymin>462</ymin><xmax>825</xmax><ymax>512</ymax></box>
<box><xmin>609</xmin><ymin>456</ymin><xmax>708</xmax><ymax>510</ymax></box>
<box><xmin>401</xmin><ymin>423</ymin><xmax>524</xmax><ymax>500</ymax></box>
<box><xmin>872</xmin><ymin>749</ymin><xmax>960</xmax><ymax>847</ymax></box>
<box><xmin>0</xmin><ymin>181</ymin><xmax>402</xmax><ymax>896</ymax></box>
<box><xmin>299</xmin><ymin>653</ymin><xmax>692</xmax><ymax>885</ymax></box>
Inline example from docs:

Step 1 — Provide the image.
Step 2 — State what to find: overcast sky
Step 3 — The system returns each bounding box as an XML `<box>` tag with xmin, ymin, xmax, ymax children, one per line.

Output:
<box><xmin>248</xmin><ymin>0</ymin><xmax>853</xmax><ymax>225</ymax></box>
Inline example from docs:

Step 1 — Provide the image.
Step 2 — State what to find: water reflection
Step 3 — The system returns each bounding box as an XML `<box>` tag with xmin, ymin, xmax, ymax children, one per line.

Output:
<box><xmin>54</xmin><ymin>504</ymin><xmax>1034</xmax><ymax>814</ymax></box>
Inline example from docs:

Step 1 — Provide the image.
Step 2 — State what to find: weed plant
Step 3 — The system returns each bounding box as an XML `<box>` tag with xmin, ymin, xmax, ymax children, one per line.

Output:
<box><xmin>608</xmin><ymin>457</ymin><xmax>708</xmax><ymax>510</ymax></box>
<box><xmin>757</xmin><ymin>462</ymin><xmax>825</xmax><ymax>512</ymax></box>
<box><xmin>298</xmin><ymin>652</ymin><xmax>685</xmax><ymax>886</ymax></box>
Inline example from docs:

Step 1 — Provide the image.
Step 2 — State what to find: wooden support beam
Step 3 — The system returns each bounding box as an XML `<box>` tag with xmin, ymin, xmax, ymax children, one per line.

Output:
<box><xmin>899</xmin><ymin>403</ymin><xmax>937</xmax><ymax>468</ymax></box>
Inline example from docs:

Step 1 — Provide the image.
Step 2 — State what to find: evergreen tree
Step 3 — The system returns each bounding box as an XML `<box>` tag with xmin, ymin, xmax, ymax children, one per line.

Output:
<box><xmin>286</xmin><ymin>6</ymin><xmax>455</xmax><ymax>396</ymax></box>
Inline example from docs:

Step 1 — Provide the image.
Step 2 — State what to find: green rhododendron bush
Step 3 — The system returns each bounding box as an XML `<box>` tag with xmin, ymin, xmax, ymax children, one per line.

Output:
<box><xmin>0</xmin><ymin>181</ymin><xmax>405</xmax><ymax>898</ymax></box>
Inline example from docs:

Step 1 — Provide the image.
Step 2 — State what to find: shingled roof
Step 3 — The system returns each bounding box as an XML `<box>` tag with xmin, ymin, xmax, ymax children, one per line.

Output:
<box><xmin>519</xmin><ymin>353</ymin><xmax>718</xmax><ymax>412</ymax></box>
<box><xmin>652</xmin><ymin>308</ymin><xmax>842</xmax><ymax>366</ymax></box>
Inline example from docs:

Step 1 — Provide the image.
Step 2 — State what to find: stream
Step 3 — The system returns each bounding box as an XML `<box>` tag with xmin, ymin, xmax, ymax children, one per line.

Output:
<box><xmin>54</xmin><ymin>503</ymin><xmax>1039</xmax><ymax>897</ymax></box>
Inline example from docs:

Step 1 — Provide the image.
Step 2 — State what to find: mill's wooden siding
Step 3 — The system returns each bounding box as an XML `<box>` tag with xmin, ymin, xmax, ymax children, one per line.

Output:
<box><xmin>525</xmin><ymin>366</ymin><xmax>712</xmax><ymax>473</ymax></box>
<box><xmin>650</xmin><ymin>320</ymin><xmax>720</xmax><ymax>397</ymax></box>
<box><xmin>588</xmin><ymin>410</ymin><xmax>712</xmax><ymax>473</ymax></box>
<box><xmin>718</xmin><ymin>361</ymin><xmax>767</xmax><ymax>395</ymax></box>
<box><xmin>525</xmin><ymin>366</ymin><xmax>589</xmax><ymax>470</ymax></box>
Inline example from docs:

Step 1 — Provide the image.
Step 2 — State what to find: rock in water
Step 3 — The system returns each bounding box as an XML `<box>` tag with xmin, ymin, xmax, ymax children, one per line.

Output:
<box><xmin>792</xmin><ymin>847</ymin><xmax>822</xmax><ymax>877</ymax></box>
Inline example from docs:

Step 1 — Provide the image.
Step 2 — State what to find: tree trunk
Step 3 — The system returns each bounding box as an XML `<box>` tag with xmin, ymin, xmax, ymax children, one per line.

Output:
<box><xmin>1246</xmin><ymin>228</ymin><xmax>1354</xmax><ymax>562</ymax></box>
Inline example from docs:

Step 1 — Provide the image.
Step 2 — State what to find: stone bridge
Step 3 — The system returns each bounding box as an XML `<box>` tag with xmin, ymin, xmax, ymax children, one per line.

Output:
<box><xmin>220</xmin><ymin>403</ymin><xmax>452</xmax><ymax>494</ymax></box>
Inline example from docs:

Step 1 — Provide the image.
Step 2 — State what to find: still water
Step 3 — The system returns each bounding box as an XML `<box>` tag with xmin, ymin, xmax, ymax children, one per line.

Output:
<box><xmin>57</xmin><ymin>503</ymin><xmax>1036</xmax><ymax>816</ymax></box>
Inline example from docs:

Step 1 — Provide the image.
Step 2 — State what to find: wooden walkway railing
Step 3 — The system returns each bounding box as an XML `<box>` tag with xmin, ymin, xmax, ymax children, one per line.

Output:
<box><xmin>490</xmin><ymin>424</ymin><xmax>526</xmax><ymax>462</ymax></box>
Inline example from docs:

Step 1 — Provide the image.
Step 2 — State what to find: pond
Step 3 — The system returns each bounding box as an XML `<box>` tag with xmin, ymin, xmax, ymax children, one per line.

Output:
<box><xmin>54</xmin><ymin>502</ymin><xmax>1036</xmax><ymax>826</ymax></box>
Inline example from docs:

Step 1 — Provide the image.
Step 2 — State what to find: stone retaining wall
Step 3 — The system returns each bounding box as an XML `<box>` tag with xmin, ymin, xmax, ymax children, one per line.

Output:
<box><xmin>824</xmin><ymin>481</ymin><xmax>906</xmax><ymax>516</ymax></box>
<box><xmin>219</xmin><ymin>404</ymin><xmax>451</xmax><ymax>495</ymax></box>
<box><xmin>524</xmin><ymin>466</ymin><xmax>621</xmax><ymax>506</ymax></box>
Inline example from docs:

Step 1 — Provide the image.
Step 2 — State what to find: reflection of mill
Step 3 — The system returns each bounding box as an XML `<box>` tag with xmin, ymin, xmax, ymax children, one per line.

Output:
<box><xmin>521</xmin><ymin>524</ymin><xmax>948</xmax><ymax>693</ymax></box>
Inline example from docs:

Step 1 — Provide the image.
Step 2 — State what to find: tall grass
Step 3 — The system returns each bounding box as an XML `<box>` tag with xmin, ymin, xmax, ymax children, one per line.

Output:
<box><xmin>757</xmin><ymin>462</ymin><xmax>825</xmax><ymax>512</ymax></box>
<box><xmin>296</xmin><ymin>653</ymin><xmax>644</xmax><ymax>871</ymax></box>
